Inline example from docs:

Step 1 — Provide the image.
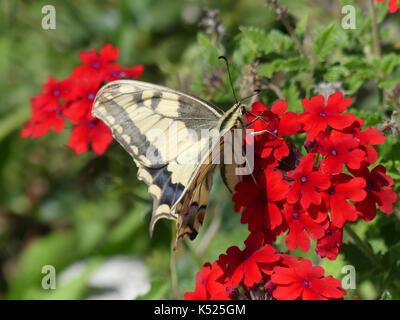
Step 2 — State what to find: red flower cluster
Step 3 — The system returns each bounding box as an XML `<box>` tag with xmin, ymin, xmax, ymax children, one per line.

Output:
<box><xmin>232</xmin><ymin>92</ymin><xmax>397</xmax><ymax>261</ymax></box>
<box><xmin>376</xmin><ymin>0</ymin><xmax>400</xmax><ymax>13</ymax></box>
<box><xmin>185</xmin><ymin>232</ymin><xmax>346</xmax><ymax>300</ymax></box>
<box><xmin>21</xmin><ymin>44</ymin><xmax>144</xmax><ymax>155</ymax></box>
<box><xmin>187</xmin><ymin>91</ymin><xmax>396</xmax><ymax>300</ymax></box>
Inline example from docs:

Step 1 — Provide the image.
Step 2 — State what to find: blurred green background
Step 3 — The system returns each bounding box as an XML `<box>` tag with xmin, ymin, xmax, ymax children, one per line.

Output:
<box><xmin>0</xmin><ymin>0</ymin><xmax>399</xmax><ymax>300</ymax></box>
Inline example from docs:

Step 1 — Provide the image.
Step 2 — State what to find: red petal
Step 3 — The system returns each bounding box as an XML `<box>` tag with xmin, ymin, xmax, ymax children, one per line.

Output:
<box><xmin>271</xmin><ymin>100</ymin><xmax>287</xmax><ymax>116</ymax></box>
<box><xmin>302</xmin><ymin>95</ymin><xmax>325</xmax><ymax>113</ymax></box>
<box><xmin>100</xmin><ymin>43</ymin><xmax>119</xmax><ymax>63</ymax></box>
<box><xmin>321</xmin><ymin>155</ymin><xmax>343</xmax><ymax>175</ymax></box>
<box><xmin>307</xmin><ymin>118</ymin><xmax>328</xmax><ymax>140</ymax></box>
<box><xmin>330</xmin><ymin>195</ymin><xmax>358</xmax><ymax>227</ymax></box>
<box><xmin>271</xmin><ymin>267</ymin><xmax>299</xmax><ymax>285</ymax></box>
<box><xmin>279</xmin><ymin>112</ymin><xmax>300</xmax><ymax>136</ymax></box>
<box><xmin>302</xmin><ymin>288</ymin><xmax>326</xmax><ymax>300</ymax></box>
<box><xmin>326</xmin><ymin>113</ymin><xmax>355</xmax><ymax>129</ymax></box>
<box><xmin>336</xmin><ymin>177</ymin><xmax>367</xmax><ymax>201</ymax></box>
<box><xmin>311</xmin><ymin>276</ymin><xmax>345</xmax><ymax>298</ymax></box>
<box><xmin>375</xmin><ymin>187</ymin><xmax>398</xmax><ymax>214</ymax></box>
<box><xmin>273</xmin><ymin>282</ymin><xmax>303</xmax><ymax>300</ymax></box>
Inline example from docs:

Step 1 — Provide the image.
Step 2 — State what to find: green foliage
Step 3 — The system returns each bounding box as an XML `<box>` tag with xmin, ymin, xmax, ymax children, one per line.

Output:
<box><xmin>1</xmin><ymin>0</ymin><xmax>399</xmax><ymax>300</ymax></box>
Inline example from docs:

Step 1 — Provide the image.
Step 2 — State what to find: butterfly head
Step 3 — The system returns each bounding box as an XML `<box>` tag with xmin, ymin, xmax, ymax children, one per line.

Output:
<box><xmin>236</xmin><ymin>102</ymin><xmax>248</xmax><ymax>116</ymax></box>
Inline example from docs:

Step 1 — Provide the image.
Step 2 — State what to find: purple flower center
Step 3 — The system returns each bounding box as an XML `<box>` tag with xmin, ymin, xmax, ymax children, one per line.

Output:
<box><xmin>319</xmin><ymin>112</ymin><xmax>326</xmax><ymax>117</ymax></box>
<box><xmin>301</xmin><ymin>176</ymin><xmax>307</xmax><ymax>183</ymax></box>
<box><xmin>87</xmin><ymin>120</ymin><xmax>97</xmax><ymax>128</ymax></box>
<box><xmin>331</xmin><ymin>149</ymin><xmax>337</xmax><ymax>156</ymax></box>
<box><xmin>328</xmin><ymin>187</ymin><xmax>335</xmax><ymax>195</ymax></box>
<box><xmin>91</xmin><ymin>61</ymin><xmax>100</xmax><ymax>69</ymax></box>
<box><xmin>272</xmin><ymin>129</ymin><xmax>278</xmax><ymax>135</ymax></box>
<box><xmin>111</xmin><ymin>70</ymin><xmax>120</xmax><ymax>77</ymax></box>
<box><xmin>87</xmin><ymin>93</ymin><xmax>95</xmax><ymax>101</ymax></box>
<box><xmin>302</xmin><ymin>280</ymin><xmax>311</xmax><ymax>288</ymax></box>
<box><xmin>367</xmin><ymin>182</ymin><xmax>374</xmax><ymax>190</ymax></box>
<box><xmin>292</xmin><ymin>212</ymin><xmax>299</xmax><ymax>219</ymax></box>
<box><xmin>325</xmin><ymin>229</ymin><xmax>332</xmax><ymax>236</ymax></box>
<box><xmin>53</xmin><ymin>89</ymin><xmax>61</xmax><ymax>97</ymax></box>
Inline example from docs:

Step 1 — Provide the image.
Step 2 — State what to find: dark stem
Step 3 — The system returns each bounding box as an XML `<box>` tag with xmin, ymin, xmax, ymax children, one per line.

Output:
<box><xmin>267</xmin><ymin>0</ymin><xmax>309</xmax><ymax>59</ymax></box>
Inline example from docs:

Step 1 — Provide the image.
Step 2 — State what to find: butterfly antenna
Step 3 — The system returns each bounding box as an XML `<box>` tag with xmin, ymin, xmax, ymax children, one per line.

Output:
<box><xmin>218</xmin><ymin>56</ymin><xmax>238</xmax><ymax>103</ymax></box>
<box><xmin>240</xmin><ymin>89</ymin><xmax>261</xmax><ymax>103</ymax></box>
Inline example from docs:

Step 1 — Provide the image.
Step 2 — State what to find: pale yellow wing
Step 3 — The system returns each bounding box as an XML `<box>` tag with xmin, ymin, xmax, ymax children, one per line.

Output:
<box><xmin>92</xmin><ymin>80</ymin><xmax>224</xmax><ymax>238</ymax></box>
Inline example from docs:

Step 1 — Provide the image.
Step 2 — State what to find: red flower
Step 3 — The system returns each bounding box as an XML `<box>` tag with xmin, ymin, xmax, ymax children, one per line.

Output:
<box><xmin>247</xmin><ymin>101</ymin><xmax>300</xmax><ymax>160</ymax></box>
<box><xmin>315</xmin><ymin>223</ymin><xmax>343</xmax><ymax>260</ymax></box>
<box><xmin>218</xmin><ymin>232</ymin><xmax>280</xmax><ymax>287</ymax></box>
<box><xmin>35</xmin><ymin>76</ymin><xmax>73</xmax><ymax>109</ymax></box>
<box><xmin>73</xmin><ymin>43</ymin><xmax>120</xmax><ymax>78</ymax></box>
<box><xmin>67</xmin><ymin>115</ymin><xmax>113</xmax><ymax>155</ymax></box>
<box><xmin>350</xmin><ymin>165</ymin><xmax>398</xmax><ymax>221</ymax></box>
<box><xmin>107</xmin><ymin>63</ymin><xmax>144</xmax><ymax>81</ymax></box>
<box><xmin>356</xmin><ymin>127</ymin><xmax>386</xmax><ymax>165</ymax></box>
<box><xmin>184</xmin><ymin>262</ymin><xmax>230</xmax><ymax>300</ymax></box>
<box><xmin>287</xmin><ymin>154</ymin><xmax>331</xmax><ymax>209</ymax></box>
<box><xmin>342</xmin><ymin>119</ymin><xmax>386</xmax><ymax>165</ymax></box>
<box><xmin>323</xmin><ymin>174</ymin><xmax>367</xmax><ymax>228</ymax></box>
<box><xmin>376</xmin><ymin>0</ymin><xmax>400</xmax><ymax>13</ymax></box>
<box><xmin>20</xmin><ymin>77</ymin><xmax>74</xmax><ymax>138</ymax></box>
<box><xmin>318</xmin><ymin>132</ymin><xmax>365</xmax><ymax>175</ymax></box>
<box><xmin>63</xmin><ymin>78</ymin><xmax>103</xmax><ymax>122</ymax></box>
<box><xmin>20</xmin><ymin>97</ymin><xmax>65</xmax><ymax>138</ymax></box>
<box><xmin>283</xmin><ymin>204</ymin><xmax>328</xmax><ymax>252</ymax></box>
<box><xmin>299</xmin><ymin>92</ymin><xmax>355</xmax><ymax>140</ymax></box>
<box><xmin>271</xmin><ymin>259</ymin><xmax>345</xmax><ymax>300</ymax></box>
<box><xmin>22</xmin><ymin>43</ymin><xmax>144</xmax><ymax>156</ymax></box>
<box><xmin>233</xmin><ymin>168</ymin><xmax>290</xmax><ymax>234</ymax></box>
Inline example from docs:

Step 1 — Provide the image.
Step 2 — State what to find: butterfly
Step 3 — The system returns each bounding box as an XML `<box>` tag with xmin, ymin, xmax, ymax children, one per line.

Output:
<box><xmin>92</xmin><ymin>62</ymin><xmax>257</xmax><ymax>242</ymax></box>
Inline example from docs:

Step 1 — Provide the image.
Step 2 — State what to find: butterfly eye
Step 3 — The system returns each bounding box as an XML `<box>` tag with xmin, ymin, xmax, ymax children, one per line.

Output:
<box><xmin>240</xmin><ymin>106</ymin><xmax>247</xmax><ymax>115</ymax></box>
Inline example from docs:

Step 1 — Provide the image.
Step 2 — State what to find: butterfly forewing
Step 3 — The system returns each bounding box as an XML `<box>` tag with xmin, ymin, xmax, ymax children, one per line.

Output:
<box><xmin>92</xmin><ymin>80</ymin><xmax>229</xmax><ymax>239</ymax></box>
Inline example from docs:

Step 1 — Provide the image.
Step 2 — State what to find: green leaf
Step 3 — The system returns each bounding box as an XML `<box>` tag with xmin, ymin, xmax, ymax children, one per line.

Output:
<box><xmin>259</xmin><ymin>62</ymin><xmax>276</xmax><ymax>78</ymax></box>
<box><xmin>105</xmin><ymin>203</ymin><xmax>147</xmax><ymax>248</ymax></box>
<box><xmin>259</xmin><ymin>57</ymin><xmax>308</xmax><ymax>78</ymax></box>
<box><xmin>378</xmin><ymin>81</ymin><xmax>398</xmax><ymax>89</ymax></box>
<box><xmin>0</xmin><ymin>107</ymin><xmax>30</xmax><ymax>141</ymax></box>
<box><xmin>376</xmin><ymin>1</ymin><xmax>389</xmax><ymax>24</ymax></box>
<box><xmin>325</xmin><ymin>65</ymin><xmax>350</xmax><ymax>82</ymax></box>
<box><xmin>240</xmin><ymin>26</ymin><xmax>273</xmax><ymax>55</ymax></box>
<box><xmin>378</xmin><ymin>54</ymin><xmax>400</xmax><ymax>77</ymax></box>
<box><xmin>295</xmin><ymin>15</ymin><xmax>308</xmax><ymax>37</ymax></box>
<box><xmin>283</xmin><ymin>83</ymin><xmax>302</xmax><ymax>113</ymax></box>
<box><xmin>312</xmin><ymin>24</ymin><xmax>337</xmax><ymax>59</ymax></box>
<box><xmin>197</xmin><ymin>33</ymin><xmax>224</xmax><ymax>67</ymax></box>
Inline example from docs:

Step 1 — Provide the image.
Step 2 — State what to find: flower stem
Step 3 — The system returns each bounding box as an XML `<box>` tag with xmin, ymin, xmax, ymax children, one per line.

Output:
<box><xmin>170</xmin><ymin>224</ymin><xmax>181</xmax><ymax>299</ymax></box>
<box><xmin>369</xmin><ymin>0</ymin><xmax>382</xmax><ymax>58</ymax></box>
<box><xmin>344</xmin><ymin>224</ymin><xmax>382</xmax><ymax>268</ymax></box>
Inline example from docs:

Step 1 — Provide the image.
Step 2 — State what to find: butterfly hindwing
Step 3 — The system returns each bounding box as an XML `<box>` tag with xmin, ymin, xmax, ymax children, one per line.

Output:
<box><xmin>176</xmin><ymin>163</ymin><xmax>216</xmax><ymax>240</ymax></box>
